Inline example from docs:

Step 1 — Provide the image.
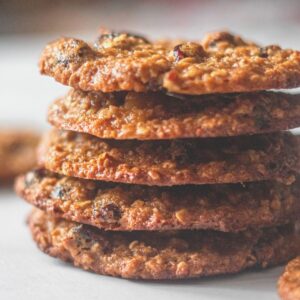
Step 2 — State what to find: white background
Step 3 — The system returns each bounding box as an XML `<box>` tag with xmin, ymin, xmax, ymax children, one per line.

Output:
<box><xmin>1</xmin><ymin>1</ymin><xmax>300</xmax><ymax>299</ymax></box>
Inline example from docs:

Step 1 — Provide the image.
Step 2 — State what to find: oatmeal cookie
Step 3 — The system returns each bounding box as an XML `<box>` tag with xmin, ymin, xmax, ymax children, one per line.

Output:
<box><xmin>278</xmin><ymin>257</ymin><xmax>300</xmax><ymax>300</ymax></box>
<box><xmin>28</xmin><ymin>209</ymin><xmax>300</xmax><ymax>280</ymax></box>
<box><xmin>0</xmin><ymin>130</ymin><xmax>39</xmax><ymax>183</ymax></box>
<box><xmin>48</xmin><ymin>89</ymin><xmax>300</xmax><ymax>140</ymax></box>
<box><xmin>16</xmin><ymin>169</ymin><xmax>300</xmax><ymax>232</ymax></box>
<box><xmin>39</xmin><ymin>31</ymin><xmax>300</xmax><ymax>94</ymax></box>
<box><xmin>38</xmin><ymin>130</ymin><xmax>299</xmax><ymax>186</ymax></box>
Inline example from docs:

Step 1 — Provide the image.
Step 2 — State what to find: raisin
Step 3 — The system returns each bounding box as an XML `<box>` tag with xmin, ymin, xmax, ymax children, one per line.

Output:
<box><xmin>73</xmin><ymin>224</ymin><xmax>109</xmax><ymax>250</ymax></box>
<box><xmin>173</xmin><ymin>44</ymin><xmax>186</xmax><ymax>62</ymax></box>
<box><xmin>72</xmin><ymin>224</ymin><xmax>93</xmax><ymax>243</ymax></box>
<box><xmin>173</xmin><ymin>43</ymin><xmax>207</xmax><ymax>62</ymax></box>
<box><xmin>97</xmin><ymin>31</ymin><xmax>150</xmax><ymax>44</ymax></box>
<box><xmin>56</xmin><ymin>40</ymin><xmax>92</xmax><ymax>66</ymax></box>
<box><xmin>259</xmin><ymin>45</ymin><xmax>281</xmax><ymax>58</ymax></box>
<box><xmin>96</xmin><ymin>203</ymin><xmax>121</xmax><ymax>224</ymax></box>
<box><xmin>51</xmin><ymin>185</ymin><xmax>69</xmax><ymax>200</ymax></box>
<box><xmin>259</xmin><ymin>47</ymin><xmax>269</xmax><ymax>58</ymax></box>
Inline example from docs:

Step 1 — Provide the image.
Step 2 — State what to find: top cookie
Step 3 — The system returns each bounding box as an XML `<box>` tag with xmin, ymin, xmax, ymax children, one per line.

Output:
<box><xmin>39</xmin><ymin>31</ymin><xmax>300</xmax><ymax>94</ymax></box>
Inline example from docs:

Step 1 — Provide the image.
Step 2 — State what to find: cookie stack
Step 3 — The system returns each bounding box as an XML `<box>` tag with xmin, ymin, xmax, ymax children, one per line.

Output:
<box><xmin>16</xmin><ymin>31</ymin><xmax>300</xmax><ymax>280</ymax></box>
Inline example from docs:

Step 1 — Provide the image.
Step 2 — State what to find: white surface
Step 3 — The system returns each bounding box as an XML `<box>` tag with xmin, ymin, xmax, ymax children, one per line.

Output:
<box><xmin>1</xmin><ymin>2</ymin><xmax>300</xmax><ymax>298</ymax></box>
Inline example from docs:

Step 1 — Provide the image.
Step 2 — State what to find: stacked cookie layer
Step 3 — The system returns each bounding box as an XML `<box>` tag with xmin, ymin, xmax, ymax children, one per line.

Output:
<box><xmin>16</xmin><ymin>31</ymin><xmax>300</xmax><ymax>280</ymax></box>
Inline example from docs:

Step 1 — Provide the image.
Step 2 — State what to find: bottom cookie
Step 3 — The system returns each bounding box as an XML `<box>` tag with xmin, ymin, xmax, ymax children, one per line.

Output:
<box><xmin>28</xmin><ymin>209</ymin><xmax>300</xmax><ymax>280</ymax></box>
<box><xmin>278</xmin><ymin>256</ymin><xmax>300</xmax><ymax>300</ymax></box>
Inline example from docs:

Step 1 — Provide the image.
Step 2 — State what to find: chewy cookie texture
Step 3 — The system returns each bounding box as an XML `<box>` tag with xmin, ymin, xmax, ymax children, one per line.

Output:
<box><xmin>28</xmin><ymin>209</ymin><xmax>300</xmax><ymax>280</ymax></box>
<box><xmin>48</xmin><ymin>89</ymin><xmax>300</xmax><ymax>140</ymax></box>
<box><xmin>17</xmin><ymin>169</ymin><xmax>300</xmax><ymax>232</ymax></box>
<box><xmin>39</xmin><ymin>31</ymin><xmax>300</xmax><ymax>94</ymax></box>
<box><xmin>38</xmin><ymin>129</ymin><xmax>299</xmax><ymax>186</ymax></box>
<box><xmin>16</xmin><ymin>29</ymin><xmax>300</xmax><ymax>281</ymax></box>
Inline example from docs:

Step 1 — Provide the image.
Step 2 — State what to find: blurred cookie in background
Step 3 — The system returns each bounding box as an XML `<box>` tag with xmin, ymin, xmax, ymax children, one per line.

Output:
<box><xmin>278</xmin><ymin>256</ymin><xmax>300</xmax><ymax>300</ymax></box>
<box><xmin>0</xmin><ymin>130</ymin><xmax>40</xmax><ymax>185</ymax></box>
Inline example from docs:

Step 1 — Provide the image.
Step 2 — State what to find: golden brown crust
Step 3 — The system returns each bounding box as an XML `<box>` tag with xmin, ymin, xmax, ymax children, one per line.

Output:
<box><xmin>38</xmin><ymin>129</ymin><xmax>299</xmax><ymax>186</ymax></box>
<box><xmin>278</xmin><ymin>257</ymin><xmax>300</xmax><ymax>300</ymax></box>
<box><xmin>28</xmin><ymin>209</ymin><xmax>300</xmax><ymax>280</ymax></box>
<box><xmin>16</xmin><ymin>169</ymin><xmax>300</xmax><ymax>232</ymax></box>
<box><xmin>39</xmin><ymin>31</ymin><xmax>300</xmax><ymax>94</ymax></box>
<box><xmin>0</xmin><ymin>130</ymin><xmax>39</xmax><ymax>182</ymax></box>
<box><xmin>48</xmin><ymin>89</ymin><xmax>300</xmax><ymax>140</ymax></box>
